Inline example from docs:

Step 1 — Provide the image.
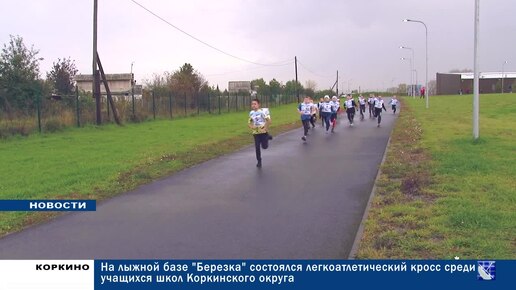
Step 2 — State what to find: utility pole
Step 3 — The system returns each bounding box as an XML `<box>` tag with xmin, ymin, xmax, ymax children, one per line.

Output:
<box><xmin>93</xmin><ymin>0</ymin><xmax>101</xmax><ymax>125</ymax></box>
<box><xmin>295</xmin><ymin>56</ymin><xmax>299</xmax><ymax>103</ymax></box>
<box><xmin>473</xmin><ymin>0</ymin><xmax>480</xmax><ymax>139</ymax></box>
<box><xmin>336</xmin><ymin>70</ymin><xmax>339</xmax><ymax>96</ymax></box>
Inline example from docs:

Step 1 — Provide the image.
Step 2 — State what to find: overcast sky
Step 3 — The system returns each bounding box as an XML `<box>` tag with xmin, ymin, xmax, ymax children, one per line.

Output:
<box><xmin>1</xmin><ymin>0</ymin><xmax>514</xmax><ymax>91</ymax></box>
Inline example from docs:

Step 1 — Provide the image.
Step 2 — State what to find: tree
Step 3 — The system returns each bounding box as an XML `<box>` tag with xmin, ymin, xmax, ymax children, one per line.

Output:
<box><xmin>168</xmin><ymin>63</ymin><xmax>207</xmax><ymax>108</ymax></box>
<box><xmin>251</xmin><ymin>78</ymin><xmax>269</xmax><ymax>97</ymax></box>
<box><xmin>0</xmin><ymin>35</ymin><xmax>42</xmax><ymax>111</ymax></box>
<box><xmin>305</xmin><ymin>80</ymin><xmax>317</xmax><ymax>91</ymax></box>
<box><xmin>46</xmin><ymin>57</ymin><xmax>78</xmax><ymax>101</ymax></box>
<box><xmin>284</xmin><ymin>80</ymin><xmax>304</xmax><ymax>97</ymax></box>
<box><xmin>144</xmin><ymin>73</ymin><xmax>168</xmax><ymax>96</ymax></box>
<box><xmin>314</xmin><ymin>89</ymin><xmax>335</xmax><ymax>99</ymax></box>
<box><xmin>269</xmin><ymin>78</ymin><xmax>281</xmax><ymax>97</ymax></box>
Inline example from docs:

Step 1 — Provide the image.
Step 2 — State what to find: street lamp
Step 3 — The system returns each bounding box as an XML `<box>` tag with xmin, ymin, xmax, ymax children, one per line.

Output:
<box><xmin>413</xmin><ymin>69</ymin><xmax>418</xmax><ymax>96</ymax></box>
<box><xmin>501</xmin><ymin>60</ymin><xmax>508</xmax><ymax>94</ymax></box>
<box><xmin>404</xmin><ymin>19</ymin><xmax>429</xmax><ymax>108</ymax></box>
<box><xmin>400</xmin><ymin>46</ymin><xmax>415</xmax><ymax>97</ymax></box>
<box><xmin>473</xmin><ymin>0</ymin><xmax>480</xmax><ymax>139</ymax></box>
<box><xmin>400</xmin><ymin>57</ymin><xmax>412</xmax><ymax>96</ymax></box>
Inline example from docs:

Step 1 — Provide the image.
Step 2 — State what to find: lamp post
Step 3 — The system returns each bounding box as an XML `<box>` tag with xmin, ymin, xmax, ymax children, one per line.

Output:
<box><xmin>404</xmin><ymin>19</ymin><xmax>428</xmax><ymax>108</ymax></box>
<box><xmin>501</xmin><ymin>60</ymin><xmax>508</xmax><ymax>94</ymax></box>
<box><xmin>473</xmin><ymin>0</ymin><xmax>480</xmax><ymax>140</ymax></box>
<box><xmin>401</xmin><ymin>57</ymin><xmax>412</xmax><ymax>96</ymax></box>
<box><xmin>413</xmin><ymin>69</ymin><xmax>418</xmax><ymax>96</ymax></box>
<box><xmin>400</xmin><ymin>46</ymin><xmax>415</xmax><ymax>97</ymax></box>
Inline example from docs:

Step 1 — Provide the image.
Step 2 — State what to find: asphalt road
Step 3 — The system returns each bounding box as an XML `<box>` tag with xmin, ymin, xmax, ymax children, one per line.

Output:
<box><xmin>0</xmin><ymin>106</ymin><xmax>397</xmax><ymax>259</ymax></box>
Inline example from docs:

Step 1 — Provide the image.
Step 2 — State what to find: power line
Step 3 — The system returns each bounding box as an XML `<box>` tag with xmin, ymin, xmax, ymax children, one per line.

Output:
<box><xmin>296</xmin><ymin>60</ymin><xmax>334</xmax><ymax>79</ymax></box>
<box><xmin>129</xmin><ymin>0</ymin><xmax>292</xmax><ymax>67</ymax></box>
<box><xmin>205</xmin><ymin>61</ymin><xmax>294</xmax><ymax>77</ymax></box>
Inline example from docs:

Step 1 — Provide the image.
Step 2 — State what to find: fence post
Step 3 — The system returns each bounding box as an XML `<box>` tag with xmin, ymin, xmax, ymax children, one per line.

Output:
<box><xmin>218</xmin><ymin>94</ymin><xmax>221</xmax><ymax>114</ymax></box>
<box><xmin>37</xmin><ymin>95</ymin><xmax>42</xmax><ymax>133</ymax></box>
<box><xmin>227</xmin><ymin>91</ymin><xmax>230</xmax><ymax>113</ymax></box>
<box><xmin>208</xmin><ymin>93</ymin><xmax>211</xmax><ymax>114</ymax></box>
<box><xmin>107</xmin><ymin>96</ymin><xmax>110</xmax><ymax>121</ymax></box>
<box><xmin>184</xmin><ymin>93</ymin><xmax>187</xmax><ymax>116</ymax></box>
<box><xmin>75</xmin><ymin>85</ymin><xmax>80</xmax><ymax>127</ymax></box>
<box><xmin>152</xmin><ymin>90</ymin><xmax>156</xmax><ymax>120</ymax></box>
<box><xmin>197</xmin><ymin>93</ymin><xmax>200</xmax><ymax>115</ymax></box>
<box><xmin>235</xmin><ymin>93</ymin><xmax>238</xmax><ymax>111</ymax></box>
<box><xmin>131</xmin><ymin>82</ymin><xmax>135</xmax><ymax>118</ymax></box>
<box><xmin>169</xmin><ymin>93</ymin><xmax>173</xmax><ymax>119</ymax></box>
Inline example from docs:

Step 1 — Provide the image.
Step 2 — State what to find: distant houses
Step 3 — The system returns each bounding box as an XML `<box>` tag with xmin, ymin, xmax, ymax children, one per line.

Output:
<box><xmin>75</xmin><ymin>73</ymin><xmax>142</xmax><ymax>100</ymax></box>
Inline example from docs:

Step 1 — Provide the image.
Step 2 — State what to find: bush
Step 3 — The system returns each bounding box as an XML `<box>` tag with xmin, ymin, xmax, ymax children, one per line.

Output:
<box><xmin>44</xmin><ymin>118</ymin><xmax>63</xmax><ymax>133</ymax></box>
<box><xmin>129</xmin><ymin>111</ymin><xmax>147</xmax><ymax>123</ymax></box>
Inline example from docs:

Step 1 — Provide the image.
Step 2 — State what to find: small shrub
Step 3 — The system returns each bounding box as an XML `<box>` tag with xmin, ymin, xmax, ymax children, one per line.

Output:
<box><xmin>44</xmin><ymin>119</ymin><xmax>63</xmax><ymax>133</ymax></box>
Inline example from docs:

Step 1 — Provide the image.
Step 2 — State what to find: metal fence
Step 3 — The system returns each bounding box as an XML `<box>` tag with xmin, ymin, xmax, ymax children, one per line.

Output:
<box><xmin>0</xmin><ymin>88</ymin><xmax>300</xmax><ymax>138</ymax></box>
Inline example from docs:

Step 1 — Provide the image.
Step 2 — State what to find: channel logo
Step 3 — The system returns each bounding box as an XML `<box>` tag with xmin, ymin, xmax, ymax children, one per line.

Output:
<box><xmin>477</xmin><ymin>261</ymin><xmax>496</xmax><ymax>281</ymax></box>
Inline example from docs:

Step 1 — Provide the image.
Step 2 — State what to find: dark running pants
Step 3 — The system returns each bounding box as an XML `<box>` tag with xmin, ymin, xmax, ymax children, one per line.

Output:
<box><xmin>392</xmin><ymin>105</ymin><xmax>397</xmax><ymax>114</ymax></box>
<box><xmin>375</xmin><ymin>108</ymin><xmax>383</xmax><ymax>124</ymax></box>
<box><xmin>302</xmin><ymin>119</ymin><xmax>310</xmax><ymax>136</ymax></box>
<box><xmin>253</xmin><ymin>133</ymin><xmax>269</xmax><ymax>161</ymax></box>
<box><xmin>346</xmin><ymin>108</ymin><xmax>355</xmax><ymax>123</ymax></box>
<box><xmin>360</xmin><ymin>104</ymin><xmax>366</xmax><ymax>117</ymax></box>
<box><xmin>310</xmin><ymin>114</ymin><xmax>316</xmax><ymax>127</ymax></box>
<box><xmin>322</xmin><ymin>112</ymin><xmax>331</xmax><ymax>130</ymax></box>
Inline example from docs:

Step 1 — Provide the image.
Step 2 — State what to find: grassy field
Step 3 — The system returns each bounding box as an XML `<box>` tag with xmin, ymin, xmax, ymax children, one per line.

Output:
<box><xmin>0</xmin><ymin>104</ymin><xmax>301</xmax><ymax>237</ymax></box>
<box><xmin>357</xmin><ymin>93</ymin><xmax>516</xmax><ymax>259</ymax></box>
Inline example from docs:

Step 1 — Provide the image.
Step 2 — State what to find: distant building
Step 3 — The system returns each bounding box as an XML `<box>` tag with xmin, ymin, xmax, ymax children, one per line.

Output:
<box><xmin>75</xmin><ymin>73</ymin><xmax>143</xmax><ymax>99</ymax></box>
<box><xmin>228</xmin><ymin>81</ymin><xmax>251</xmax><ymax>94</ymax></box>
<box><xmin>436</xmin><ymin>72</ymin><xmax>516</xmax><ymax>95</ymax></box>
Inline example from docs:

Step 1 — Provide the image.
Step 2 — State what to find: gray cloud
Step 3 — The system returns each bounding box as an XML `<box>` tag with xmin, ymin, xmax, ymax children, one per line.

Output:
<box><xmin>0</xmin><ymin>0</ymin><xmax>514</xmax><ymax>91</ymax></box>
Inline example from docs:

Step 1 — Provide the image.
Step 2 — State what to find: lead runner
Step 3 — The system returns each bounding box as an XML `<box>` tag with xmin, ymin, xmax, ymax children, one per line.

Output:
<box><xmin>248</xmin><ymin>98</ymin><xmax>271</xmax><ymax>168</ymax></box>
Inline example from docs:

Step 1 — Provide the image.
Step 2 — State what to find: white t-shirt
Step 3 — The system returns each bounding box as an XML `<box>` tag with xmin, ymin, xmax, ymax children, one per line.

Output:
<box><xmin>345</xmin><ymin>99</ymin><xmax>354</xmax><ymax>109</ymax></box>
<box><xmin>374</xmin><ymin>99</ymin><xmax>384</xmax><ymax>109</ymax></box>
<box><xmin>330</xmin><ymin>101</ymin><xmax>340</xmax><ymax>112</ymax></box>
<box><xmin>320</xmin><ymin>101</ymin><xmax>333</xmax><ymax>113</ymax></box>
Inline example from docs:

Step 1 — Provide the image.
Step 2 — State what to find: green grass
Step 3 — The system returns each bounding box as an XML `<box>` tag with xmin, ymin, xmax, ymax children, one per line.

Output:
<box><xmin>357</xmin><ymin>93</ymin><xmax>516</xmax><ymax>259</ymax></box>
<box><xmin>0</xmin><ymin>104</ymin><xmax>301</xmax><ymax>236</ymax></box>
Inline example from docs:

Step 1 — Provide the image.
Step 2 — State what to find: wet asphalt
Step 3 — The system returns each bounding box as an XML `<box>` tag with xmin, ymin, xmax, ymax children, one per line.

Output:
<box><xmin>0</xmin><ymin>105</ymin><xmax>397</xmax><ymax>259</ymax></box>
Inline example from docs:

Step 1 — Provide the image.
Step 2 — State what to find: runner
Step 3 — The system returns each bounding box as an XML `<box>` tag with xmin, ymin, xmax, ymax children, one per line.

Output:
<box><xmin>367</xmin><ymin>94</ymin><xmax>375</xmax><ymax>118</ymax></box>
<box><xmin>309</xmin><ymin>98</ymin><xmax>317</xmax><ymax>128</ymax></box>
<box><xmin>358</xmin><ymin>95</ymin><xmax>366</xmax><ymax>120</ymax></box>
<box><xmin>389</xmin><ymin>95</ymin><xmax>399</xmax><ymax>114</ymax></box>
<box><xmin>319</xmin><ymin>95</ymin><xmax>333</xmax><ymax>133</ymax></box>
<box><xmin>374</xmin><ymin>95</ymin><xmax>387</xmax><ymax>127</ymax></box>
<box><xmin>372</xmin><ymin>95</ymin><xmax>379</xmax><ymax>118</ymax></box>
<box><xmin>318</xmin><ymin>97</ymin><xmax>325</xmax><ymax>127</ymax></box>
<box><xmin>344</xmin><ymin>95</ymin><xmax>357</xmax><ymax>126</ymax></box>
<box><xmin>330</xmin><ymin>96</ymin><xmax>340</xmax><ymax>133</ymax></box>
<box><xmin>248</xmin><ymin>98</ymin><xmax>271</xmax><ymax>168</ymax></box>
<box><xmin>298</xmin><ymin>96</ymin><xmax>313</xmax><ymax>142</ymax></box>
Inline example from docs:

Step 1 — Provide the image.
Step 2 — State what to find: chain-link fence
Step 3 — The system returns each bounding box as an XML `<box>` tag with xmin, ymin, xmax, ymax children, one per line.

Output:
<box><xmin>0</xmin><ymin>88</ymin><xmax>301</xmax><ymax>138</ymax></box>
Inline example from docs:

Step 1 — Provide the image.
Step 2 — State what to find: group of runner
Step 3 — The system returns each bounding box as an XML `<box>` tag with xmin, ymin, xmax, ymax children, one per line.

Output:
<box><xmin>247</xmin><ymin>95</ymin><xmax>399</xmax><ymax>167</ymax></box>
<box><xmin>301</xmin><ymin>94</ymin><xmax>399</xmax><ymax>137</ymax></box>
